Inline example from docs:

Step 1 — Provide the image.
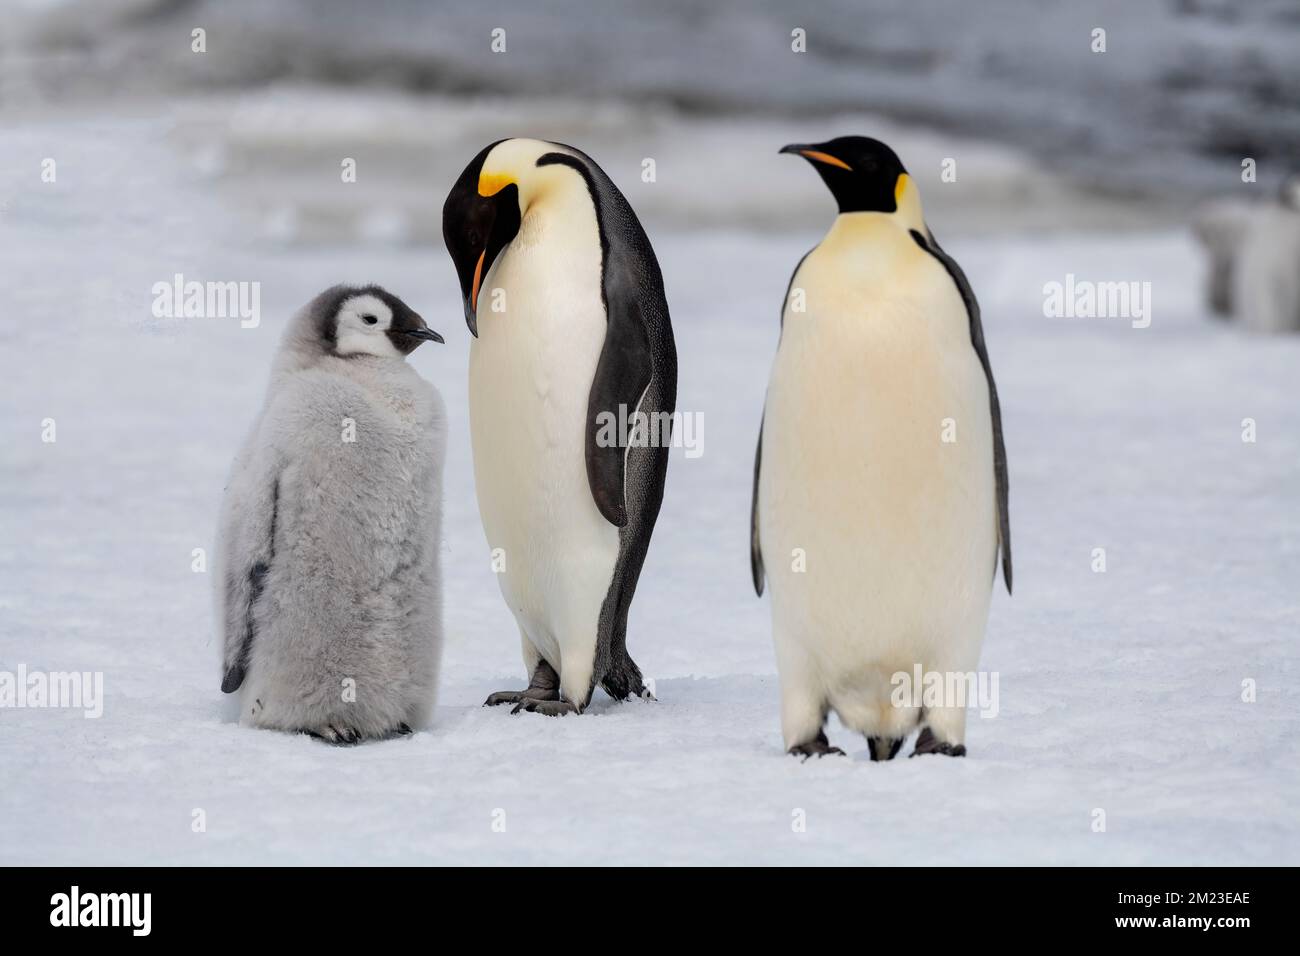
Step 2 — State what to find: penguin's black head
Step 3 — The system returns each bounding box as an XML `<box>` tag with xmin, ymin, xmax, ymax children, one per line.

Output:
<box><xmin>780</xmin><ymin>136</ymin><xmax>908</xmax><ymax>214</ymax></box>
<box><xmin>309</xmin><ymin>284</ymin><xmax>443</xmax><ymax>359</ymax></box>
<box><xmin>443</xmin><ymin>140</ymin><xmax>522</xmax><ymax>337</ymax></box>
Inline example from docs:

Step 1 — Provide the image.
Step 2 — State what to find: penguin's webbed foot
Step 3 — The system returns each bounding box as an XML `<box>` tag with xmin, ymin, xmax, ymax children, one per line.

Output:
<box><xmin>787</xmin><ymin>731</ymin><xmax>845</xmax><ymax>761</ymax></box>
<box><xmin>483</xmin><ymin>686</ymin><xmax>562</xmax><ymax>707</ymax></box>
<box><xmin>910</xmin><ymin>727</ymin><xmax>967</xmax><ymax>758</ymax></box>
<box><xmin>868</xmin><ymin>736</ymin><xmax>904</xmax><ymax>761</ymax></box>
<box><xmin>511</xmin><ymin>698</ymin><xmax>581</xmax><ymax>717</ymax></box>
<box><xmin>305</xmin><ymin>723</ymin><xmax>364</xmax><ymax>746</ymax></box>
<box><xmin>484</xmin><ymin>660</ymin><xmax>562</xmax><ymax>708</ymax></box>
<box><xmin>484</xmin><ymin>690</ymin><xmax>528</xmax><ymax>707</ymax></box>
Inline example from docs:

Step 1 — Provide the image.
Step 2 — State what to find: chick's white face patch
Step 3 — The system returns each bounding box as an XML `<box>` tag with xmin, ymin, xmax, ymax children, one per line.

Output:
<box><xmin>334</xmin><ymin>294</ymin><xmax>399</xmax><ymax>357</ymax></box>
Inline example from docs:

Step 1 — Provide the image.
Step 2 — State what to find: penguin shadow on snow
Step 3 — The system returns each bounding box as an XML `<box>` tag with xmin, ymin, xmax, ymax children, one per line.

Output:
<box><xmin>460</xmin><ymin>678</ymin><xmax>663</xmax><ymax>718</ymax></box>
<box><xmin>460</xmin><ymin>673</ymin><xmax>783</xmax><ymax>742</ymax></box>
<box><xmin>449</xmin><ymin>674</ymin><xmax>961</xmax><ymax>764</ymax></box>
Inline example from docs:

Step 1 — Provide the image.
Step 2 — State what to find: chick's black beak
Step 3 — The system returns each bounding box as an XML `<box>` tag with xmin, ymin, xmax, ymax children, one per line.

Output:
<box><xmin>395</xmin><ymin>310</ymin><xmax>445</xmax><ymax>346</ymax></box>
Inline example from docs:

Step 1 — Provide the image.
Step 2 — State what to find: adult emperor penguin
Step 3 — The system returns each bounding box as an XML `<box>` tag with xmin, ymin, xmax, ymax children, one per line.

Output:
<box><xmin>216</xmin><ymin>285</ymin><xmax>447</xmax><ymax>743</ymax></box>
<box><xmin>1233</xmin><ymin>173</ymin><xmax>1300</xmax><ymax>334</ymax></box>
<box><xmin>442</xmin><ymin>138</ymin><xmax>676</xmax><ymax>715</ymax></box>
<box><xmin>751</xmin><ymin>136</ymin><xmax>1011</xmax><ymax>760</ymax></box>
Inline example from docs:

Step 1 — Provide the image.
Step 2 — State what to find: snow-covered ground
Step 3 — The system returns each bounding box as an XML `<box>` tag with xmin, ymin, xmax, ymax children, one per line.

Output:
<box><xmin>2</xmin><ymin>114</ymin><xmax>1298</xmax><ymax>866</ymax></box>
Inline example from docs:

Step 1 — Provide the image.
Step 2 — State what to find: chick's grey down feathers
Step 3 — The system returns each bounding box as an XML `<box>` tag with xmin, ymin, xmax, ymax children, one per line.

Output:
<box><xmin>215</xmin><ymin>285</ymin><xmax>446</xmax><ymax>740</ymax></box>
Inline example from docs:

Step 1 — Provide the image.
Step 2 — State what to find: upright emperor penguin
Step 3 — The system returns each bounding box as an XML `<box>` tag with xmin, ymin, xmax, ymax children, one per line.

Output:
<box><xmin>751</xmin><ymin>137</ymin><xmax>1012</xmax><ymax>760</ymax></box>
<box><xmin>216</xmin><ymin>285</ymin><xmax>448</xmax><ymax>743</ymax></box>
<box><xmin>442</xmin><ymin>138</ymin><xmax>677</xmax><ymax>716</ymax></box>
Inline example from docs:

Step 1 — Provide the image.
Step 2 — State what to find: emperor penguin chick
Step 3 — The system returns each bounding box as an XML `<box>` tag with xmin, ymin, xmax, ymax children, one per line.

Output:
<box><xmin>752</xmin><ymin>137</ymin><xmax>1012</xmax><ymax>760</ymax></box>
<box><xmin>216</xmin><ymin>285</ymin><xmax>448</xmax><ymax>743</ymax></box>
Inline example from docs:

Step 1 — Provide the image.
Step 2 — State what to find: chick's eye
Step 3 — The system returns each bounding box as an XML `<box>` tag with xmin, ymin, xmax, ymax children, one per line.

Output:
<box><xmin>361</xmin><ymin>314</ymin><xmax>378</xmax><ymax>326</ymax></box>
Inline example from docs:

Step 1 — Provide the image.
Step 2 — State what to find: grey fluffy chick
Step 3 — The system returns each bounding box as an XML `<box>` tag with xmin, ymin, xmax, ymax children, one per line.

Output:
<box><xmin>216</xmin><ymin>285</ymin><xmax>447</xmax><ymax>743</ymax></box>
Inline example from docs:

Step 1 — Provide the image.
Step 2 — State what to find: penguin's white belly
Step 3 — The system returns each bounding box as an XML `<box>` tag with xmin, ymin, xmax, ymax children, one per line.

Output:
<box><xmin>468</xmin><ymin>223</ymin><xmax>618</xmax><ymax>680</ymax></box>
<box><xmin>760</xmin><ymin>229</ymin><xmax>996</xmax><ymax>730</ymax></box>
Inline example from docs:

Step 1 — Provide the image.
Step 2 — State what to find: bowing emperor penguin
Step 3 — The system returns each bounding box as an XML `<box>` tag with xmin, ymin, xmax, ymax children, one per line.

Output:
<box><xmin>751</xmin><ymin>137</ymin><xmax>1011</xmax><ymax>760</ymax></box>
<box><xmin>443</xmin><ymin>138</ymin><xmax>676</xmax><ymax>716</ymax></box>
<box><xmin>216</xmin><ymin>285</ymin><xmax>447</xmax><ymax>743</ymax></box>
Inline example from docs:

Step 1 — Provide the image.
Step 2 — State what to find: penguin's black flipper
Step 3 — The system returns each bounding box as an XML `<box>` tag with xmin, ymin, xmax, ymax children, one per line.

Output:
<box><xmin>226</xmin><ymin>558</ymin><xmax>269</xmax><ymax>693</ymax></box>
<box><xmin>910</xmin><ymin>229</ymin><xmax>1013</xmax><ymax>595</ymax></box>
<box><xmin>537</xmin><ymin>148</ymin><xmax>676</xmax><ymax>529</ymax></box>
<box><xmin>583</xmin><ymin>296</ymin><xmax>653</xmax><ymax>527</ymax></box>
<box><xmin>218</xmin><ymin>465</ymin><xmax>279</xmax><ymax>693</ymax></box>
<box><xmin>221</xmin><ymin>662</ymin><xmax>246</xmax><ymax>694</ymax></box>
<box><xmin>750</xmin><ymin>418</ymin><xmax>766</xmax><ymax>596</ymax></box>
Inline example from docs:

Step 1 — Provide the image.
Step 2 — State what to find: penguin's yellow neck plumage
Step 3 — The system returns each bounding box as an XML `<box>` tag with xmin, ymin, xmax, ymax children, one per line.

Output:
<box><xmin>820</xmin><ymin>174</ymin><xmax>928</xmax><ymax>253</ymax></box>
<box><xmin>478</xmin><ymin>138</ymin><xmax>583</xmax><ymax>218</ymax></box>
<box><xmin>892</xmin><ymin>174</ymin><xmax>927</xmax><ymax>233</ymax></box>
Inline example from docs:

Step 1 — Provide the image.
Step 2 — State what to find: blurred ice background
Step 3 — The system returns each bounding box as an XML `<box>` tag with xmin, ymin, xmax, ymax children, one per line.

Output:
<box><xmin>7</xmin><ymin>0</ymin><xmax>1300</xmax><ymax>237</ymax></box>
<box><xmin>2</xmin><ymin>0</ymin><xmax>1298</xmax><ymax>865</ymax></box>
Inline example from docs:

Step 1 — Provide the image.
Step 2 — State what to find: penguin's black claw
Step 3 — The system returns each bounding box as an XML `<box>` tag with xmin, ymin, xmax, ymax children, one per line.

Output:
<box><xmin>510</xmin><ymin>698</ymin><xmax>580</xmax><ymax>717</ymax></box>
<box><xmin>305</xmin><ymin>724</ymin><xmax>364</xmax><ymax>746</ymax></box>
<box><xmin>868</xmin><ymin>736</ymin><xmax>904</xmax><ymax>761</ymax></box>
<box><xmin>788</xmin><ymin>731</ymin><xmax>845</xmax><ymax>761</ymax></box>
<box><xmin>334</xmin><ymin>725</ymin><xmax>361</xmax><ymax>745</ymax></box>
<box><xmin>910</xmin><ymin>727</ymin><xmax>967</xmax><ymax>758</ymax></box>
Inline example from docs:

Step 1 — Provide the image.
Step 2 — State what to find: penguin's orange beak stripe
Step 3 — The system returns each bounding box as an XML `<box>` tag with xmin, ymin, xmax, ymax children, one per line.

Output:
<box><xmin>478</xmin><ymin>172</ymin><xmax>514</xmax><ymax>197</ymax></box>
<box><xmin>470</xmin><ymin>250</ymin><xmax>485</xmax><ymax>312</ymax></box>
<box><xmin>800</xmin><ymin>149</ymin><xmax>852</xmax><ymax>171</ymax></box>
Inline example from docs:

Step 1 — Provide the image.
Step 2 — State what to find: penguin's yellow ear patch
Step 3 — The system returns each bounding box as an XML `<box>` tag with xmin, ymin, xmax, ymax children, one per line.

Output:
<box><xmin>800</xmin><ymin>150</ymin><xmax>852</xmax><ymax>171</ymax></box>
<box><xmin>894</xmin><ymin>173</ymin><xmax>910</xmax><ymax>204</ymax></box>
<box><xmin>478</xmin><ymin>172</ymin><xmax>515</xmax><ymax>197</ymax></box>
